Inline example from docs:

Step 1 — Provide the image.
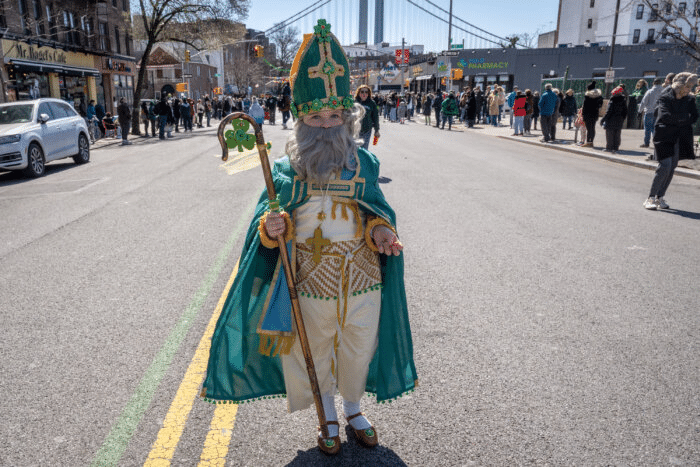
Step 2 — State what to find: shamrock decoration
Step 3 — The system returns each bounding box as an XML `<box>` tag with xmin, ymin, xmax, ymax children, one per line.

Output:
<box><xmin>322</xmin><ymin>61</ymin><xmax>336</xmax><ymax>75</ymax></box>
<box><xmin>314</xmin><ymin>19</ymin><xmax>331</xmax><ymax>41</ymax></box>
<box><xmin>224</xmin><ymin>118</ymin><xmax>256</xmax><ymax>152</ymax></box>
<box><xmin>328</xmin><ymin>96</ymin><xmax>341</xmax><ymax>109</ymax></box>
<box><xmin>342</xmin><ymin>96</ymin><xmax>355</xmax><ymax>109</ymax></box>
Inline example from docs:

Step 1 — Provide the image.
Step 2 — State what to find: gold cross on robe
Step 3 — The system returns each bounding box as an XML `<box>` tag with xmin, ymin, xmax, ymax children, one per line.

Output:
<box><xmin>307</xmin><ymin>41</ymin><xmax>345</xmax><ymax>97</ymax></box>
<box><xmin>305</xmin><ymin>226</ymin><xmax>330</xmax><ymax>265</ymax></box>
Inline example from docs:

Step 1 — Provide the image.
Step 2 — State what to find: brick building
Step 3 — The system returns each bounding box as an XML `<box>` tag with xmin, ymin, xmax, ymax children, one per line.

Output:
<box><xmin>0</xmin><ymin>0</ymin><xmax>136</xmax><ymax>113</ymax></box>
<box><xmin>139</xmin><ymin>44</ymin><xmax>217</xmax><ymax>101</ymax></box>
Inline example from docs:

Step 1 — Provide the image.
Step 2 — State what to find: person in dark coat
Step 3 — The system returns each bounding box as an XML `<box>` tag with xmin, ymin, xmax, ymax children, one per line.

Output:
<box><xmin>600</xmin><ymin>86</ymin><xmax>628</xmax><ymax>152</ymax></box>
<box><xmin>173</xmin><ymin>98</ymin><xmax>181</xmax><ymax>132</ymax></box>
<box><xmin>561</xmin><ymin>89</ymin><xmax>578</xmax><ymax>129</ymax></box>
<box><xmin>465</xmin><ymin>90</ymin><xmax>477</xmax><ymax>128</ymax></box>
<box><xmin>355</xmin><ymin>85</ymin><xmax>380</xmax><ymax>149</ymax></box>
<box><xmin>643</xmin><ymin>72</ymin><xmax>699</xmax><ymax>210</ymax></box>
<box><xmin>117</xmin><ymin>98</ymin><xmax>132</xmax><ymax>145</ymax></box>
<box><xmin>432</xmin><ymin>92</ymin><xmax>443</xmax><ymax>128</ymax></box>
<box><xmin>474</xmin><ymin>87</ymin><xmax>484</xmax><ymax>123</ymax></box>
<box><xmin>581</xmin><ymin>81</ymin><xmax>603</xmax><ymax>147</ymax></box>
<box><xmin>422</xmin><ymin>93</ymin><xmax>433</xmax><ymax>125</ymax></box>
<box><xmin>531</xmin><ymin>91</ymin><xmax>540</xmax><ymax>130</ymax></box>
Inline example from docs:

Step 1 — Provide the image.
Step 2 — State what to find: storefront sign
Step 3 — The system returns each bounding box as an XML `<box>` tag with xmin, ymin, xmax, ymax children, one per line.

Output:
<box><xmin>2</xmin><ymin>39</ymin><xmax>94</xmax><ymax>68</ymax></box>
<box><xmin>467</xmin><ymin>58</ymin><xmax>509</xmax><ymax>70</ymax></box>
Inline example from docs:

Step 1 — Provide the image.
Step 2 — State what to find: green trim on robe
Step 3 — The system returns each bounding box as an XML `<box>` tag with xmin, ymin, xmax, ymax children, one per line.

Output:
<box><xmin>202</xmin><ymin>148</ymin><xmax>417</xmax><ymax>404</ymax></box>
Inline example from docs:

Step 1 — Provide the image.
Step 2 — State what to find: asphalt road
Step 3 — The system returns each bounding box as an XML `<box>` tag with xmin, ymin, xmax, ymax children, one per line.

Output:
<box><xmin>1</xmin><ymin>119</ymin><xmax>698</xmax><ymax>466</ymax></box>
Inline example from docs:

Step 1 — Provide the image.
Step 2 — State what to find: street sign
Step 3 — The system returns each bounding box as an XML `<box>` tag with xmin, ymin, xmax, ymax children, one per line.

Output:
<box><xmin>605</xmin><ymin>69</ymin><xmax>615</xmax><ymax>83</ymax></box>
<box><xmin>450</xmin><ymin>44</ymin><xmax>464</xmax><ymax>49</ymax></box>
<box><xmin>182</xmin><ymin>73</ymin><xmax>193</xmax><ymax>78</ymax></box>
<box><xmin>442</xmin><ymin>51</ymin><xmax>459</xmax><ymax>56</ymax></box>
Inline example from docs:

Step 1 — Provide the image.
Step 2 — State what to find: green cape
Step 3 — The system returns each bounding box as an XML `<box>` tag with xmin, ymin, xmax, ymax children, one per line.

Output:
<box><xmin>202</xmin><ymin>148</ymin><xmax>417</xmax><ymax>404</ymax></box>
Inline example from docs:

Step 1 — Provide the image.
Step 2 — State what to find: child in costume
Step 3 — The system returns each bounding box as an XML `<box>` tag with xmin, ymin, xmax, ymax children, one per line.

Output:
<box><xmin>201</xmin><ymin>19</ymin><xmax>417</xmax><ymax>456</ymax></box>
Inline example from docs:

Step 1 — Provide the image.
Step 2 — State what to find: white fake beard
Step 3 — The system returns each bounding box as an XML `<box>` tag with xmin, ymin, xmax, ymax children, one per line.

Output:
<box><xmin>287</xmin><ymin>122</ymin><xmax>358</xmax><ymax>184</ymax></box>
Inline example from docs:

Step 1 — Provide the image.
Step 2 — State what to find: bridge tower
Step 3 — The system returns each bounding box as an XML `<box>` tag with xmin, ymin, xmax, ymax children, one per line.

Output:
<box><xmin>374</xmin><ymin>0</ymin><xmax>384</xmax><ymax>44</ymax></box>
<box><xmin>359</xmin><ymin>0</ymin><xmax>368</xmax><ymax>43</ymax></box>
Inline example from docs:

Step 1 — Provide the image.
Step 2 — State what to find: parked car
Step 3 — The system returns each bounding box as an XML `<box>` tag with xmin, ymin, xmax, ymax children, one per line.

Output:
<box><xmin>0</xmin><ymin>98</ymin><xmax>90</xmax><ymax>178</ymax></box>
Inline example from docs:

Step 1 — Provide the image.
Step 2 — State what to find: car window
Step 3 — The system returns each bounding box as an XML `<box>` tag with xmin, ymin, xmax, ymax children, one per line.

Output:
<box><xmin>38</xmin><ymin>103</ymin><xmax>54</xmax><ymax>121</ymax></box>
<box><xmin>48</xmin><ymin>102</ymin><xmax>69</xmax><ymax>119</ymax></box>
<box><xmin>0</xmin><ymin>104</ymin><xmax>34</xmax><ymax>124</ymax></box>
<box><xmin>59</xmin><ymin>103</ymin><xmax>78</xmax><ymax>117</ymax></box>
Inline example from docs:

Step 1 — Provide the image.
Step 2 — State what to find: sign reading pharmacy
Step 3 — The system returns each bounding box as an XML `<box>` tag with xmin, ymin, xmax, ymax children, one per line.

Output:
<box><xmin>467</xmin><ymin>58</ymin><xmax>509</xmax><ymax>70</ymax></box>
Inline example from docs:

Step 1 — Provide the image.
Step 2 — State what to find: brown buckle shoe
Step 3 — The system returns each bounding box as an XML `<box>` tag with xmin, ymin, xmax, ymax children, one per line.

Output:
<box><xmin>317</xmin><ymin>421</ymin><xmax>341</xmax><ymax>456</ymax></box>
<box><xmin>346</xmin><ymin>412</ymin><xmax>378</xmax><ymax>448</ymax></box>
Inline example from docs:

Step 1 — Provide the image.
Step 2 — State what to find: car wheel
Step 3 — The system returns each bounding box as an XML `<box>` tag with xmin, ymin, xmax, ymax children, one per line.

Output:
<box><xmin>73</xmin><ymin>133</ymin><xmax>90</xmax><ymax>164</ymax></box>
<box><xmin>23</xmin><ymin>143</ymin><xmax>45</xmax><ymax>178</ymax></box>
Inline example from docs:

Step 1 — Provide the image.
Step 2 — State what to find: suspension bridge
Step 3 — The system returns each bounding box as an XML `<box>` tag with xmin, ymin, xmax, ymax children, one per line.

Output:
<box><xmin>263</xmin><ymin>0</ymin><xmax>520</xmax><ymax>53</ymax></box>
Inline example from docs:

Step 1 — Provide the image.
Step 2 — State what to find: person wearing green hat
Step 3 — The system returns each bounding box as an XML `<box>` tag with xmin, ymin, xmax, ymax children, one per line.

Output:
<box><xmin>202</xmin><ymin>19</ymin><xmax>417</xmax><ymax>457</ymax></box>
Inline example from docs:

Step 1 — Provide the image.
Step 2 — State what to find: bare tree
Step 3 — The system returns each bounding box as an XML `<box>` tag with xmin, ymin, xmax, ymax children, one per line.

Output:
<box><xmin>639</xmin><ymin>0</ymin><xmax>700</xmax><ymax>62</ymax></box>
<box><xmin>226</xmin><ymin>53</ymin><xmax>262</xmax><ymax>95</ymax></box>
<box><xmin>130</xmin><ymin>0</ymin><xmax>249</xmax><ymax>134</ymax></box>
<box><xmin>500</xmin><ymin>35</ymin><xmax>520</xmax><ymax>48</ymax></box>
<box><xmin>269</xmin><ymin>23</ymin><xmax>301</xmax><ymax>71</ymax></box>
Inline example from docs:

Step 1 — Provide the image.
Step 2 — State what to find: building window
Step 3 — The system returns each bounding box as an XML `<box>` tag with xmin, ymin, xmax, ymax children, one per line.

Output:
<box><xmin>636</xmin><ymin>4</ymin><xmax>645</xmax><ymax>19</ymax></box>
<box><xmin>650</xmin><ymin>3</ymin><xmax>659</xmax><ymax>19</ymax></box>
<box><xmin>99</xmin><ymin>22</ymin><xmax>109</xmax><ymax>50</ymax></box>
<box><xmin>112</xmin><ymin>0</ymin><xmax>117</xmax><ymax>7</ymax></box>
<box><xmin>661</xmin><ymin>27</ymin><xmax>668</xmax><ymax>38</ymax></box>
<box><xmin>633</xmin><ymin>29</ymin><xmax>641</xmax><ymax>43</ymax></box>
<box><xmin>18</xmin><ymin>0</ymin><xmax>30</xmax><ymax>35</ymax></box>
<box><xmin>647</xmin><ymin>28</ymin><xmax>656</xmax><ymax>41</ymax></box>
<box><xmin>695</xmin><ymin>1</ymin><xmax>700</xmax><ymax>16</ymax></box>
<box><xmin>46</xmin><ymin>3</ymin><xmax>58</xmax><ymax>41</ymax></box>
<box><xmin>123</xmin><ymin>0</ymin><xmax>128</xmax><ymax>11</ymax></box>
<box><xmin>114</xmin><ymin>26</ymin><xmax>121</xmax><ymax>54</ymax></box>
<box><xmin>588</xmin><ymin>18</ymin><xmax>593</xmax><ymax>28</ymax></box>
<box><xmin>679</xmin><ymin>2</ymin><xmax>687</xmax><ymax>14</ymax></box>
<box><xmin>590</xmin><ymin>0</ymin><xmax>595</xmax><ymax>6</ymax></box>
<box><xmin>664</xmin><ymin>1</ymin><xmax>672</xmax><ymax>14</ymax></box>
<box><xmin>691</xmin><ymin>28</ymin><xmax>697</xmax><ymax>41</ymax></box>
<box><xmin>125</xmin><ymin>34</ymin><xmax>130</xmax><ymax>55</ymax></box>
<box><xmin>156</xmin><ymin>69</ymin><xmax>163</xmax><ymax>78</ymax></box>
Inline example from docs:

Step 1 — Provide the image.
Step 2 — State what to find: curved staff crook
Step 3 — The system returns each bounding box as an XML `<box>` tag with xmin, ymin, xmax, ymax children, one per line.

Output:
<box><xmin>217</xmin><ymin>112</ymin><xmax>329</xmax><ymax>439</ymax></box>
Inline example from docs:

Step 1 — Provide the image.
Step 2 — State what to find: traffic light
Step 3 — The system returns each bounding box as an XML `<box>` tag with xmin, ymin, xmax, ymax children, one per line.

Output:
<box><xmin>253</xmin><ymin>45</ymin><xmax>264</xmax><ymax>57</ymax></box>
<box><xmin>185</xmin><ymin>50</ymin><xmax>191</xmax><ymax>62</ymax></box>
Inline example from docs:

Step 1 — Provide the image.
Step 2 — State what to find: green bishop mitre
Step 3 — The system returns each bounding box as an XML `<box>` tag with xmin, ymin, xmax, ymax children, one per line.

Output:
<box><xmin>289</xmin><ymin>19</ymin><xmax>355</xmax><ymax>118</ymax></box>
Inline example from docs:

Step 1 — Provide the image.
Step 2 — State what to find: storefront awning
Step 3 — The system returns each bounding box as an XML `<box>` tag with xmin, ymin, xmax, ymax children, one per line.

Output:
<box><xmin>6</xmin><ymin>58</ymin><xmax>63</xmax><ymax>74</ymax></box>
<box><xmin>415</xmin><ymin>74</ymin><xmax>435</xmax><ymax>81</ymax></box>
<box><xmin>61</xmin><ymin>64</ymin><xmax>101</xmax><ymax>77</ymax></box>
<box><xmin>5</xmin><ymin>58</ymin><xmax>100</xmax><ymax>77</ymax></box>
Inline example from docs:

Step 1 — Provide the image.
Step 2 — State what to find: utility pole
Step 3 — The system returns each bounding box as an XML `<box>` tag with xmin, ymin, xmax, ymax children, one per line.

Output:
<box><xmin>605</xmin><ymin>0</ymin><xmax>622</xmax><ymax>98</ymax></box>
<box><xmin>401</xmin><ymin>37</ymin><xmax>405</xmax><ymax>94</ymax></box>
<box><xmin>447</xmin><ymin>0</ymin><xmax>453</xmax><ymax>50</ymax></box>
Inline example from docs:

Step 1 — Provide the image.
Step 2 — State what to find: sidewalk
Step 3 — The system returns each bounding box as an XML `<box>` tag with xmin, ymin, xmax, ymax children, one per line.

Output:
<box><xmin>414</xmin><ymin>115</ymin><xmax>700</xmax><ymax>180</ymax></box>
<box><xmin>89</xmin><ymin>125</ymin><xmax>217</xmax><ymax>150</ymax></box>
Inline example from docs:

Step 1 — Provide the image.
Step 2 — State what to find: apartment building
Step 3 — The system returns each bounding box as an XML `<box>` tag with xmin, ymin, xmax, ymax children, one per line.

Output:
<box><xmin>0</xmin><ymin>0</ymin><xmax>135</xmax><ymax>112</ymax></box>
<box><xmin>557</xmin><ymin>0</ymin><xmax>698</xmax><ymax>47</ymax></box>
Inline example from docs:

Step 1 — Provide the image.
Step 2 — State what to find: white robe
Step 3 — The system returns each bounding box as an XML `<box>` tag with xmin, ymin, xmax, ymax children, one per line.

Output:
<box><xmin>281</xmin><ymin>195</ymin><xmax>382</xmax><ymax>412</ymax></box>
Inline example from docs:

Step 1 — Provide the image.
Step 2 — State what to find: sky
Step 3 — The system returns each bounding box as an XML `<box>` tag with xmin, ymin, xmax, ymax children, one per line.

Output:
<box><xmin>244</xmin><ymin>0</ymin><xmax>560</xmax><ymax>52</ymax></box>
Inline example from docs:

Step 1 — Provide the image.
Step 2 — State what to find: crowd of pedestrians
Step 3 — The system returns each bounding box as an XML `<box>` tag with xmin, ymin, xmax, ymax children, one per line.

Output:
<box><xmin>96</xmin><ymin>81</ymin><xmax>296</xmax><ymax>145</ymax></box>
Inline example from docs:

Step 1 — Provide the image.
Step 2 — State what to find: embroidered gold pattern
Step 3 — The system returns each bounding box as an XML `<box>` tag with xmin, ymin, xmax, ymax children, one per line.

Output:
<box><xmin>296</xmin><ymin>239</ymin><xmax>381</xmax><ymax>299</ymax></box>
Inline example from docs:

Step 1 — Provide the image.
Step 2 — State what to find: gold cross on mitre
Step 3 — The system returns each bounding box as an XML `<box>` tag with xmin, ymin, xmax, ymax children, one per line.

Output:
<box><xmin>307</xmin><ymin>39</ymin><xmax>345</xmax><ymax>97</ymax></box>
<box><xmin>305</xmin><ymin>226</ymin><xmax>330</xmax><ymax>264</ymax></box>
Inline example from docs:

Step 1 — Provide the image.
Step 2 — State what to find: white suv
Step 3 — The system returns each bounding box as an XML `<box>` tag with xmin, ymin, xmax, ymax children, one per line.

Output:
<box><xmin>0</xmin><ymin>98</ymin><xmax>90</xmax><ymax>177</ymax></box>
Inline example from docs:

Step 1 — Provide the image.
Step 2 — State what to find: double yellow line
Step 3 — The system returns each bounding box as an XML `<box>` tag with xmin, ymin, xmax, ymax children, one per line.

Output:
<box><xmin>144</xmin><ymin>263</ymin><xmax>239</xmax><ymax>467</ymax></box>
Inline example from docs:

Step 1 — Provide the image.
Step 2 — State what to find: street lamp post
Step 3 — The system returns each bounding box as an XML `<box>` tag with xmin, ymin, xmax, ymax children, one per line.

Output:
<box><xmin>604</xmin><ymin>0</ymin><xmax>622</xmax><ymax>98</ymax></box>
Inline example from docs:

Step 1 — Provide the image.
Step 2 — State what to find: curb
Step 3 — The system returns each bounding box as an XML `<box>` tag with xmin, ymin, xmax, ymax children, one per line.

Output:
<box><xmin>496</xmin><ymin>135</ymin><xmax>700</xmax><ymax>181</ymax></box>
